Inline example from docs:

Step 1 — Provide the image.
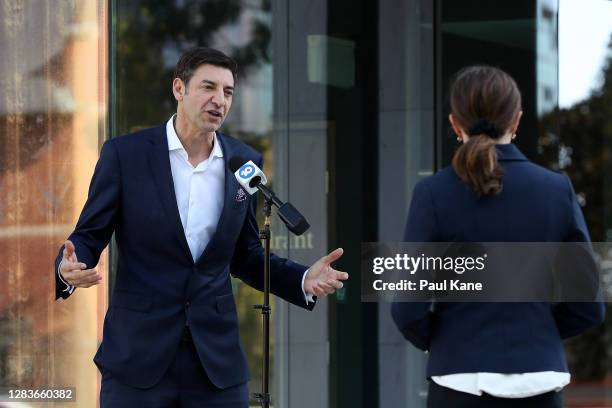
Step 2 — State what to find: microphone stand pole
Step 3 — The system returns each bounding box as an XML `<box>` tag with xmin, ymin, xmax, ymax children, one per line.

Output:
<box><xmin>253</xmin><ymin>196</ymin><xmax>272</xmax><ymax>408</ymax></box>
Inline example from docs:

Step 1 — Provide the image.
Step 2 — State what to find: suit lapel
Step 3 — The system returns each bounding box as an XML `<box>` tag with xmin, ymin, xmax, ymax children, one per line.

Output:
<box><xmin>147</xmin><ymin>125</ymin><xmax>193</xmax><ymax>263</ymax></box>
<box><xmin>147</xmin><ymin>126</ymin><xmax>246</xmax><ymax>266</ymax></box>
<box><xmin>194</xmin><ymin>132</ymin><xmax>243</xmax><ymax>266</ymax></box>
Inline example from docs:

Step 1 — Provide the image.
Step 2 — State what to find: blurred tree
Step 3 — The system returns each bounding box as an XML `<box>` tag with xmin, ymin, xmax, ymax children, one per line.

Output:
<box><xmin>115</xmin><ymin>0</ymin><xmax>272</xmax><ymax>134</ymax></box>
<box><xmin>543</xmin><ymin>35</ymin><xmax>612</xmax><ymax>380</ymax></box>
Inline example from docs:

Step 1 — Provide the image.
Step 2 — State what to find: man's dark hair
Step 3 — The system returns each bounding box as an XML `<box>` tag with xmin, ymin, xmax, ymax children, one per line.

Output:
<box><xmin>174</xmin><ymin>47</ymin><xmax>238</xmax><ymax>88</ymax></box>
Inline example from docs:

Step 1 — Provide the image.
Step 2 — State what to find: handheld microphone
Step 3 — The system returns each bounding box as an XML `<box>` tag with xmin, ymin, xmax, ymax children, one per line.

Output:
<box><xmin>229</xmin><ymin>157</ymin><xmax>310</xmax><ymax>236</ymax></box>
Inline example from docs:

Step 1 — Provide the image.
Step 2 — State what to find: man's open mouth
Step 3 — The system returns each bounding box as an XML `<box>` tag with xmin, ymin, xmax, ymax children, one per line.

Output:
<box><xmin>207</xmin><ymin>110</ymin><xmax>223</xmax><ymax>118</ymax></box>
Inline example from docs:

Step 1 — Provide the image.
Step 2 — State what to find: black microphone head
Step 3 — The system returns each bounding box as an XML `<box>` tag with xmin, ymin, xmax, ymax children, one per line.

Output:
<box><xmin>277</xmin><ymin>203</ymin><xmax>310</xmax><ymax>235</ymax></box>
<box><xmin>228</xmin><ymin>156</ymin><xmax>247</xmax><ymax>173</ymax></box>
<box><xmin>249</xmin><ymin>175</ymin><xmax>262</xmax><ymax>188</ymax></box>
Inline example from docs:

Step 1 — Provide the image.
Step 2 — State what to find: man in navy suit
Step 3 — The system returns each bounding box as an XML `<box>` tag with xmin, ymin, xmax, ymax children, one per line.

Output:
<box><xmin>54</xmin><ymin>47</ymin><xmax>348</xmax><ymax>407</ymax></box>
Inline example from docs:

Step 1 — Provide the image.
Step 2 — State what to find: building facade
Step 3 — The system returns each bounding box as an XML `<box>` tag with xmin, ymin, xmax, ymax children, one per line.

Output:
<box><xmin>1</xmin><ymin>0</ymin><xmax>611</xmax><ymax>407</ymax></box>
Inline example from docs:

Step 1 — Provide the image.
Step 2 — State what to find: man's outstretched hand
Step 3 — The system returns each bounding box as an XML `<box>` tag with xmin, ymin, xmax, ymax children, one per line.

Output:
<box><xmin>59</xmin><ymin>240</ymin><xmax>102</xmax><ymax>288</ymax></box>
<box><xmin>304</xmin><ymin>248</ymin><xmax>348</xmax><ymax>297</ymax></box>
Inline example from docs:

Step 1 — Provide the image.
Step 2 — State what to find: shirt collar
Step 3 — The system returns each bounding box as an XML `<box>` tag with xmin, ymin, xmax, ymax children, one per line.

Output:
<box><xmin>166</xmin><ymin>115</ymin><xmax>224</xmax><ymax>158</ymax></box>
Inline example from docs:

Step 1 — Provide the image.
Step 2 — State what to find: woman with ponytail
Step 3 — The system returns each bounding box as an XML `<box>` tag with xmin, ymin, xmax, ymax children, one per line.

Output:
<box><xmin>392</xmin><ymin>66</ymin><xmax>604</xmax><ymax>407</ymax></box>
<box><xmin>450</xmin><ymin>65</ymin><xmax>522</xmax><ymax>197</ymax></box>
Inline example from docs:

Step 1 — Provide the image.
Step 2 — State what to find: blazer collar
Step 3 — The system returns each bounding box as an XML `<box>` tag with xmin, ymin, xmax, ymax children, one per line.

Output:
<box><xmin>495</xmin><ymin>143</ymin><xmax>528</xmax><ymax>162</ymax></box>
<box><xmin>147</xmin><ymin>124</ymin><xmax>243</xmax><ymax>265</ymax></box>
<box><xmin>147</xmin><ymin>125</ymin><xmax>192</xmax><ymax>261</ymax></box>
<box><xmin>166</xmin><ymin>115</ymin><xmax>224</xmax><ymax>159</ymax></box>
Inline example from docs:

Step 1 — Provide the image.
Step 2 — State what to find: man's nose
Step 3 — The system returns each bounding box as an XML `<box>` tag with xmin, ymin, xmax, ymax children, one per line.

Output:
<box><xmin>210</xmin><ymin>89</ymin><xmax>224</xmax><ymax>107</ymax></box>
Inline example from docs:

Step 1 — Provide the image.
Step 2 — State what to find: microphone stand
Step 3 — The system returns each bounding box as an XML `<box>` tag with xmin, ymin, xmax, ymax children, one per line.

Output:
<box><xmin>250</xmin><ymin>181</ymin><xmax>309</xmax><ymax>407</ymax></box>
<box><xmin>253</xmin><ymin>196</ymin><xmax>272</xmax><ymax>408</ymax></box>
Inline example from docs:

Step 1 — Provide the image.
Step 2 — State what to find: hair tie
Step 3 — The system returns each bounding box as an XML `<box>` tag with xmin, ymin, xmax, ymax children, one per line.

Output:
<box><xmin>469</xmin><ymin>119</ymin><xmax>500</xmax><ymax>138</ymax></box>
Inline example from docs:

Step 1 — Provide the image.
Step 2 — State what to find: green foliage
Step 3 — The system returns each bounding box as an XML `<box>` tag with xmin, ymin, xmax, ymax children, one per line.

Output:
<box><xmin>545</xmin><ymin>35</ymin><xmax>612</xmax><ymax>381</ymax></box>
<box><xmin>115</xmin><ymin>0</ymin><xmax>272</xmax><ymax>134</ymax></box>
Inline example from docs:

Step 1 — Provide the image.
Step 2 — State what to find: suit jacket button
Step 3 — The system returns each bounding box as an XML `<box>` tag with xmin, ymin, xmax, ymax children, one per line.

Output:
<box><xmin>192</xmin><ymin>266</ymin><xmax>197</xmax><ymax>272</ymax></box>
<box><xmin>185</xmin><ymin>301</ymin><xmax>190</xmax><ymax>308</ymax></box>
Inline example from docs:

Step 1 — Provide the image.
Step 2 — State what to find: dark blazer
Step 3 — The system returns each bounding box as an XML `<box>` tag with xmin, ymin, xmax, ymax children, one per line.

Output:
<box><xmin>392</xmin><ymin>143</ymin><xmax>605</xmax><ymax>376</ymax></box>
<box><xmin>54</xmin><ymin>124</ymin><xmax>314</xmax><ymax>389</ymax></box>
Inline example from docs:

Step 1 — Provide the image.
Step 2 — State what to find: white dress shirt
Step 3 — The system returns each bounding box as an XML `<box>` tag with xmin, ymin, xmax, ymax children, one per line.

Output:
<box><xmin>167</xmin><ymin>117</ymin><xmax>312</xmax><ymax>303</ymax></box>
<box><xmin>166</xmin><ymin>117</ymin><xmax>224</xmax><ymax>262</ymax></box>
<box><xmin>59</xmin><ymin>116</ymin><xmax>314</xmax><ymax>304</ymax></box>
<box><xmin>432</xmin><ymin>370</ymin><xmax>569</xmax><ymax>398</ymax></box>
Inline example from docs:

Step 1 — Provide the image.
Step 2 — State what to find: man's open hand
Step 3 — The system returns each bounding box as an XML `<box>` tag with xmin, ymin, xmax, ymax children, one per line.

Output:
<box><xmin>304</xmin><ymin>248</ymin><xmax>348</xmax><ymax>297</ymax></box>
<box><xmin>59</xmin><ymin>240</ymin><xmax>102</xmax><ymax>288</ymax></box>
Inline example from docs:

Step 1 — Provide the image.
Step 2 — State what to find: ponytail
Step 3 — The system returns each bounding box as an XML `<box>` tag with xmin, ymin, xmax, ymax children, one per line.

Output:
<box><xmin>452</xmin><ymin>134</ymin><xmax>503</xmax><ymax>196</ymax></box>
<box><xmin>449</xmin><ymin>66</ymin><xmax>522</xmax><ymax>196</ymax></box>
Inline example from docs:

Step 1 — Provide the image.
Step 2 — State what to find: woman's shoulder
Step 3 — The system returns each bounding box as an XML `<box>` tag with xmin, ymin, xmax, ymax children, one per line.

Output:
<box><xmin>506</xmin><ymin>160</ymin><xmax>573</xmax><ymax>197</ymax></box>
<box><xmin>518</xmin><ymin>160</ymin><xmax>568</xmax><ymax>181</ymax></box>
<box><xmin>427</xmin><ymin>161</ymin><xmax>569</xmax><ymax>185</ymax></box>
<box><xmin>418</xmin><ymin>162</ymin><xmax>572</xmax><ymax>200</ymax></box>
<box><xmin>416</xmin><ymin>166</ymin><xmax>463</xmax><ymax>193</ymax></box>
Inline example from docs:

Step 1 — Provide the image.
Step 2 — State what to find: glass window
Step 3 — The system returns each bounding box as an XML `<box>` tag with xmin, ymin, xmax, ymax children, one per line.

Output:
<box><xmin>377</xmin><ymin>1</ymin><xmax>434</xmax><ymax>407</ymax></box>
<box><xmin>0</xmin><ymin>1</ymin><xmax>108</xmax><ymax>406</ymax></box>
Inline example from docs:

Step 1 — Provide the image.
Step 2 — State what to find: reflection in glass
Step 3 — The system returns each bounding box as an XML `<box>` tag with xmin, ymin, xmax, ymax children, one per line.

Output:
<box><xmin>536</xmin><ymin>0</ymin><xmax>558</xmax><ymax>118</ymax></box>
<box><xmin>0</xmin><ymin>1</ymin><xmax>108</xmax><ymax>406</ymax></box>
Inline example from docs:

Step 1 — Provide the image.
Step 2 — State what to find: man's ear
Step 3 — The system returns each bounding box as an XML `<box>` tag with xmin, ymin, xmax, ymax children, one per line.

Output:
<box><xmin>172</xmin><ymin>78</ymin><xmax>185</xmax><ymax>101</ymax></box>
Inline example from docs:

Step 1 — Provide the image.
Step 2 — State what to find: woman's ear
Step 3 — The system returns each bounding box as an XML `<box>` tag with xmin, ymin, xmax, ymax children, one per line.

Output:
<box><xmin>449</xmin><ymin>114</ymin><xmax>466</xmax><ymax>140</ymax></box>
<box><xmin>511</xmin><ymin>110</ymin><xmax>523</xmax><ymax>134</ymax></box>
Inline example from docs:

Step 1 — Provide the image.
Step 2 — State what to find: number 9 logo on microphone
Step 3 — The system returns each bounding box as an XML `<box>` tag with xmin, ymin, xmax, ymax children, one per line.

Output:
<box><xmin>238</xmin><ymin>163</ymin><xmax>255</xmax><ymax>179</ymax></box>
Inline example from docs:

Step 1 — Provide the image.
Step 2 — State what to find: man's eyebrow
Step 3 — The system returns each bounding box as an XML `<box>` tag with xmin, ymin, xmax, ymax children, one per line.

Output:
<box><xmin>201</xmin><ymin>79</ymin><xmax>234</xmax><ymax>91</ymax></box>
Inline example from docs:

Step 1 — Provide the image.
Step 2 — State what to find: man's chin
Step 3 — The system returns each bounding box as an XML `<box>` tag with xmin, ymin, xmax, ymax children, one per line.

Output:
<box><xmin>198</xmin><ymin>121</ymin><xmax>222</xmax><ymax>134</ymax></box>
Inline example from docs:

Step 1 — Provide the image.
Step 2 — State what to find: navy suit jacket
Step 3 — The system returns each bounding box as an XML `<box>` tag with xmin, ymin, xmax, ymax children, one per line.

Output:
<box><xmin>391</xmin><ymin>143</ymin><xmax>605</xmax><ymax>376</ymax></box>
<box><xmin>54</xmin><ymin>124</ymin><xmax>314</xmax><ymax>389</ymax></box>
